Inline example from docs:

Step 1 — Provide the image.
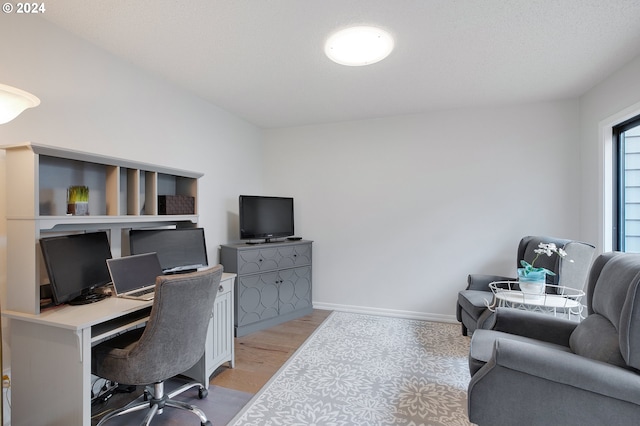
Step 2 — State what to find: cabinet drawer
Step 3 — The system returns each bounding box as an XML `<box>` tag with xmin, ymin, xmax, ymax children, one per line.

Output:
<box><xmin>234</xmin><ymin>243</ymin><xmax>312</xmax><ymax>275</ymax></box>
<box><xmin>218</xmin><ymin>277</ymin><xmax>233</xmax><ymax>295</ymax></box>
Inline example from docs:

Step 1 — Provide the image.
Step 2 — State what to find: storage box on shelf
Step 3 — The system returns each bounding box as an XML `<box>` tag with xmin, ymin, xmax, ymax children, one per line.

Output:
<box><xmin>2</xmin><ymin>142</ymin><xmax>203</xmax><ymax>315</ymax></box>
<box><xmin>158</xmin><ymin>194</ymin><xmax>195</xmax><ymax>215</ymax></box>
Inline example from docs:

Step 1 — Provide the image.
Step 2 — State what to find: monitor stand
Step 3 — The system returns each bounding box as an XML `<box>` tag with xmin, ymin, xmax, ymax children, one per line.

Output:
<box><xmin>246</xmin><ymin>238</ymin><xmax>286</xmax><ymax>245</ymax></box>
<box><xmin>68</xmin><ymin>291</ymin><xmax>107</xmax><ymax>305</ymax></box>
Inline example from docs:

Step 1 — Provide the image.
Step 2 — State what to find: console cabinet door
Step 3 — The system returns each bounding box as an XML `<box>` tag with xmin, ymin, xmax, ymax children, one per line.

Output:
<box><xmin>210</xmin><ymin>286</ymin><xmax>233</xmax><ymax>369</ymax></box>
<box><xmin>236</xmin><ymin>272</ymin><xmax>279</xmax><ymax>326</ymax></box>
<box><xmin>278</xmin><ymin>266</ymin><xmax>312</xmax><ymax>315</ymax></box>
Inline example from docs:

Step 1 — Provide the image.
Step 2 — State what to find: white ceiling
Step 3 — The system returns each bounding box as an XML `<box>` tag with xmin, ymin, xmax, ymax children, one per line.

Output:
<box><xmin>41</xmin><ymin>0</ymin><xmax>640</xmax><ymax>129</ymax></box>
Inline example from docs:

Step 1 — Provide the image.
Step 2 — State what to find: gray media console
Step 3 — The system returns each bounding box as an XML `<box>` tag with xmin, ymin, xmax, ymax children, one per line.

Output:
<box><xmin>220</xmin><ymin>240</ymin><xmax>313</xmax><ymax>336</ymax></box>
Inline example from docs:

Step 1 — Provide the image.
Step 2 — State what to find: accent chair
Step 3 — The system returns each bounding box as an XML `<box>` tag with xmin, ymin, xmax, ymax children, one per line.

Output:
<box><xmin>456</xmin><ymin>235</ymin><xmax>595</xmax><ymax>336</ymax></box>
<box><xmin>467</xmin><ymin>252</ymin><xmax>640</xmax><ymax>425</ymax></box>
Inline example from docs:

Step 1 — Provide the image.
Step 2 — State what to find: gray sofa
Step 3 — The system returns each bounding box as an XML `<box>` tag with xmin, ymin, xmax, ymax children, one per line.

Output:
<box><xmin>456</xmin><ymin>235</ymin><xmax>595</xmax><ymax>336</ymax></box>
<box><xmin>467</xmin><ymin>252</ymin><xmax>640</xmax><ymax>425</ymax></box>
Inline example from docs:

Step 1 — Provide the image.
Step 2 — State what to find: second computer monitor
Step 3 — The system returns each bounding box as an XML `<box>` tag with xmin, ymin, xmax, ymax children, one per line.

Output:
<box><xmin>129</xmin><ymin>228</ymin><xmax>208</xmax><ymax>274</ymax></box>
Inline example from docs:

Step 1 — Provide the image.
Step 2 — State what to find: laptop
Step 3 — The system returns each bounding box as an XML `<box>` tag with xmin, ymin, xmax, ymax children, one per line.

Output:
<box><xmin>107</xmin><ymin>252</ymin><xmax>164</xmax><ymax>301</ymax></box>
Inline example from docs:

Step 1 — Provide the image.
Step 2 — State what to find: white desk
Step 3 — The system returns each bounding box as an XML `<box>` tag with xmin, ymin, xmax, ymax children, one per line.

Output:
<box><xmin>4</xmin><ymin>272</ymin><xmax>235</xmax><ymax>426</ymax></box>
<box><xmin>488</xmin><ymin>281</ymin><xmax>585</xmax><ymax>321</ymax></box>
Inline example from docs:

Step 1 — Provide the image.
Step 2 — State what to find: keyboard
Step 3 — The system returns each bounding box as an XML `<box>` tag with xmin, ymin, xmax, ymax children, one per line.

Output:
<box><xmin>128</xmin><ymin>287</ymin><xmax>155</xmax><ymax>298</ymax></box>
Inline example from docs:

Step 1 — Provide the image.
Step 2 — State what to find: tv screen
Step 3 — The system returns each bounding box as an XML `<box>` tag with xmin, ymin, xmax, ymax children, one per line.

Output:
<box><xmin>129</xmin><ymin>228</ymin><xmax>209</xmax><ymax>273</ymax></box>
<box><xmin>239</xmin><ymin>195</ymin><xmax>294</xmax><ymax>242</ymax></box>
<box><xmin>40</xmin><ymin>231</ymin><xmax>112</xmax><ymax>305</ymax></box>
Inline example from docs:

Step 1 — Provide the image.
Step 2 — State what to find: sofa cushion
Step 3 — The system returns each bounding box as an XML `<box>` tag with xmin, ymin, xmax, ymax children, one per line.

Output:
<box><xmin>570</xmin><ymin>314</ymin><xmax>627</xmax><ymax>368</ymax></box>
<box><xmin>458</xmin><ymin>290</ymin><xmax>493</xmax><ymax>319</ymax></box>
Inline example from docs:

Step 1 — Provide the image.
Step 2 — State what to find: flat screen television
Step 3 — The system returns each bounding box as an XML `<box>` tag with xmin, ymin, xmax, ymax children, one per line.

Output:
<box><xmin>39</xmin><ymin>231</ymin><xmax>112</xmax><ymax>305</ymax></box>
<box><xmin>239</xmin><ymin>195</ymin><xmax>294</xmax><ymax>242</ymax></box>
<box><xmin>129</xmin><ymin>227</ymin><xmax>209</xmax><ymax>274</ymax></box>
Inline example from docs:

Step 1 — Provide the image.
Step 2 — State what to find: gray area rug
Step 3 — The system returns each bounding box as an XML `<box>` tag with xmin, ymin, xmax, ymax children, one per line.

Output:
<box><xmin>229</xmin><ymin>311</ymin><xmax>473</xmax><ymax>426</ymax></box>
<box><xmin>91</xmin><ymin>378</ymin><xmax>252</xmax><ymax>425</ymax></box>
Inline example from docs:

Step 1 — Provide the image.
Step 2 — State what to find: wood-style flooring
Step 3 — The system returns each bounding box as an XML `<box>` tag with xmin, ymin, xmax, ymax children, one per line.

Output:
<box><xmin>209</xmin><ymin>309</ymin><xmax>332</xmax><ymax>394</ymax></box>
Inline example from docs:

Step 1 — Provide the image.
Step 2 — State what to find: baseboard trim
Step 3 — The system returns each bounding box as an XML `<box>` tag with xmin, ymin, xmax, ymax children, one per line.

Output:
<box><xmin>312</xmin><ymin>302</ymin><xmax>458</xmax><ymax>324</ymax></box>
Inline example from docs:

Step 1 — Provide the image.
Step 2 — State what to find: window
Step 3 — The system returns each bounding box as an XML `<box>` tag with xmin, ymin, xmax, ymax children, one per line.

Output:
<box><xmin>614</xmin><ymin>114</ymin><xmax>640</xmax><ymax>251</ymax></box>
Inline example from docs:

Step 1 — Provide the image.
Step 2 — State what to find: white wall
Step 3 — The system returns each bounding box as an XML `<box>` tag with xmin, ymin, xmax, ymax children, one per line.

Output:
<box><xmin>579</xmin><ymin>55</ymin><xmax>640</xmax><ymax>253</ymax></box>
<box><xmin>264</xmin><ymin>100</ymin><xmax>582</xmax><ymax>320</ymax></box>
<box><xmin>0</xmin><ymin>17</ymin><xmax>264</xmax><ymax>368</ymax></box>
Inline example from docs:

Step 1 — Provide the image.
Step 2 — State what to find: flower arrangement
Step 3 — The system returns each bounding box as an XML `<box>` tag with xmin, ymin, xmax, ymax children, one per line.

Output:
<box><xmin>519</xmin><ymin>242</ymin><xmax>569</xmax><ymax>277</ymax></box>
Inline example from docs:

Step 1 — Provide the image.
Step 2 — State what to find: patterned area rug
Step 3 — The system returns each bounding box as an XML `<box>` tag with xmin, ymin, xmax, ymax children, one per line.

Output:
<box><xmin>229</xmin><ymin>311</ymin><xmax>473</xmax><ymax>426</ymax></box>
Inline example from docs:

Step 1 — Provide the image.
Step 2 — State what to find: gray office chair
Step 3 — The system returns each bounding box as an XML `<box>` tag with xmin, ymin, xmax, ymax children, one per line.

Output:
<box><xmin>456</xmin><ymin>235</ymin><xmax>595</xmax><ymax>336</ymax></box>
<box><xmin>467</xmin><ymin>252</ymin><xmax>640</xmax><ymax>425</ymax></box>
<box><xmin>92</xmin><ymin>265</ymin><xmax>223</xmax><ymax>426</ymax></box>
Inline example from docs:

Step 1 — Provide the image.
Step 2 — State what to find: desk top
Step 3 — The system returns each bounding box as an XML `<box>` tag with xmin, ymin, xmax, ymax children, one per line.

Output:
<box><xmin>3</xmin><ymin>272</ymin><xmax>236</xmax><ymax>331</ymax></box>
<box><xmin>4</xmin><ymin>296</ymin><xmax>153</xmax><ymax>331</ymax></box>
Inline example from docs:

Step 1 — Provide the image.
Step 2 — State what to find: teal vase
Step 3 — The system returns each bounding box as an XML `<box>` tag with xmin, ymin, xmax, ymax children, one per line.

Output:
<box><xmin>517</xmin><ymin>268</ymin><xmax>546</xmax><ymax>295</ymax></box>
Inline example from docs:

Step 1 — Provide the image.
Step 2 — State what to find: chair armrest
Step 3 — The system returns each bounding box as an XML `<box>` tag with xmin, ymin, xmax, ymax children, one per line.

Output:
<box><xmin>477</xmin><ymin>338</ymin><xmax>640</xmax><ymax>405</ymax></box>
<box><xmin>467</xmin><ymin>274</ymin><xmax>515</xmax><ymax>291</ymax></box>
<box><xmin>468</xmin><ymin>338</ymin><xmax>640</xmax><ymax>425</ymax></box>
<box><xmin>491</xmin><ymin>307</ymin><xmax>578</xmax><ymax>345</ymax></box>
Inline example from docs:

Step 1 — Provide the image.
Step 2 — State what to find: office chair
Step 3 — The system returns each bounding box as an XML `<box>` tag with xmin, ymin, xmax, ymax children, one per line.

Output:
<box><xmin>92</xmin><ymin>265</ymin><xmax>223</xmax><ymax>426</ymax></box>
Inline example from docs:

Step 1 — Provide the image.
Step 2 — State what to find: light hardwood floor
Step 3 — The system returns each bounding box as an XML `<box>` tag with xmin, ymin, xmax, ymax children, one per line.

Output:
<box><xmin>209</xmin><ymin>309</ymin><xmax>332</xmax><ymax>394</ymax></box>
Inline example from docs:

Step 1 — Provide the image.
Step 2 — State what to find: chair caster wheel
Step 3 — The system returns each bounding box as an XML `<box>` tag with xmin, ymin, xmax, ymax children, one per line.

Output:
<box><xmin>143</xmin><ymin>389</ymin><xmax>150</xmax><ymax>401</ymax></box>
<box><xmin>198</xmin><ymin>387</ymin><xmax>208</xmax><ymax>399</ymax></box>
<box><xmin>201</xmin><ymin>421</ymin><xmax>212</xmax><ymax>426</ymax></box>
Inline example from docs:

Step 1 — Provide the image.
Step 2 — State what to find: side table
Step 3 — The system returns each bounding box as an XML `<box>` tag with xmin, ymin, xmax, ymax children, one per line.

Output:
<box><xmin>488</xmin><ymin>281</ymin><xmax>585</xmax><ymax>321</ymax></box>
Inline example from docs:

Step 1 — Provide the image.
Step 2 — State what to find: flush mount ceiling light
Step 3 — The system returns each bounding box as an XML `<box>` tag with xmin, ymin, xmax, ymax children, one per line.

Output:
<box><xmin>0</xmin><ymin>83</ymin><xmax>40</xmax><ymax>124</ymax></box>
<box><xmin>325</xmin><ymin>26</ymin><xmax>394</xmax><ymax>66</ymax></box>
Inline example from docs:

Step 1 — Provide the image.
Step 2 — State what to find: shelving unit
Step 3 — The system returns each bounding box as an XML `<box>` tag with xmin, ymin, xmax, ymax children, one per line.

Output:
<box><xmin>2</xmin><ymin>142</ymin><xmax>203</xmax><ymax>315</ymax></box>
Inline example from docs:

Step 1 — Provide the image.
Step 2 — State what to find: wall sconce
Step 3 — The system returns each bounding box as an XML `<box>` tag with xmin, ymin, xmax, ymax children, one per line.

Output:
<box><xmin>0</xmin><ymin>83</ymin><xmax>40</xmax><ymax>124</ymax></box>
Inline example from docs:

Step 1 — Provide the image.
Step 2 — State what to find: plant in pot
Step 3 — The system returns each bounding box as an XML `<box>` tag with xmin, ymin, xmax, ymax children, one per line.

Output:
<box><xmin>518</xmin><ymin>242</ymin><xmax>568</xmax><ymax>295</ymax></box>
<box><xmin>67</xmin><ymin>185</ymin><xmax>89</xmax><ymax>215</ymax></box>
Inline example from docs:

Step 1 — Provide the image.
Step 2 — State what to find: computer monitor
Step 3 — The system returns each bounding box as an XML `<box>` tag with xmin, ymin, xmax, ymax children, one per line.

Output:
<box><xmin>129</xmin><ymin>228</ymin><xmax>209</xmax><ymax>274</ymax></box>
<box><xmin>39</xmin><ymin>231</ymin><xmax>112</xmax><ymax>305</ymax></box>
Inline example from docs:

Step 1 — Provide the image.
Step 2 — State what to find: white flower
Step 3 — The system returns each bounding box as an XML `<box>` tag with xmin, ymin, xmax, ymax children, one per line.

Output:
<box><xmin>521</xmin><ymin>241</ymin><xmax>572</xmax><ymax>276</ymax></box>
<box><xmin>534</xmin><ymin>242</ymin><xmax>567</xmax><ymax>258</ymax></box>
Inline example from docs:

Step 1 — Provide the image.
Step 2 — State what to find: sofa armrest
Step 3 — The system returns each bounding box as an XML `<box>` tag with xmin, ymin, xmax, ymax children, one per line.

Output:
<box><xmin>491</xmin><ymin>307</ymin><xmax>578</xmax><ymax>345</ymax></box>
<box><xmin>467</xmin><ymin>274</ymin><xmax>515</xmax><ymax>291</ymax></box>
<box><xmin>468</xmin><ymin>338</ymin><xmax>640</xmax><ymax>425</ymax></box>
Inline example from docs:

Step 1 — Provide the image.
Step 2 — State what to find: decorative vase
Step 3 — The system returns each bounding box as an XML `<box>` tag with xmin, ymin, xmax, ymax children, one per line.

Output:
<box><xmin>67</xmin><ymin>201</ymin><xmax>89</xmax><ymax>216</ymax></box>
<box><xmin>517</xmin><ymin>268</ymin><xmax>546</xmax><ymax>295</ymax></box>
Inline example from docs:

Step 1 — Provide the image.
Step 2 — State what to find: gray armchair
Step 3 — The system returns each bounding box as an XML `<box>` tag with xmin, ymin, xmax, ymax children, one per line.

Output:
<box><xmin>467</xmin><ymin>252</ymin><xmax>640</xmax><ymax>425</ymax></box>
<box><xmin>456</xmin><ymin>235</ymin><xmax>595</xmax><ymax>335</ymax></box>
<box><xmin>92</xmin><ymin>265</ymin><xmax>223</xmax><ymax>426</ymax></box>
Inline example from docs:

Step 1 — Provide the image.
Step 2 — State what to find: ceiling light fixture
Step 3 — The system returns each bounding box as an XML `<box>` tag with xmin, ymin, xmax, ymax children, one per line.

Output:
<box><xmin>325</xmin><ymin>26</ymin><xmax>394</xmax><ymax>66</ymax></box>
<box><xmin>0</xmin><ymin>83</ymin><xmax>40</xmax><ymax>124</ymax></box>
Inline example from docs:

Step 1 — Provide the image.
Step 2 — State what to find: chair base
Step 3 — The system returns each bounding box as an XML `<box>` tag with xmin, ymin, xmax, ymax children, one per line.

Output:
<box><xmin>97</xmin><ymin>380</ymin><xmax>211</xmax><ymax>426</ymax></box>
